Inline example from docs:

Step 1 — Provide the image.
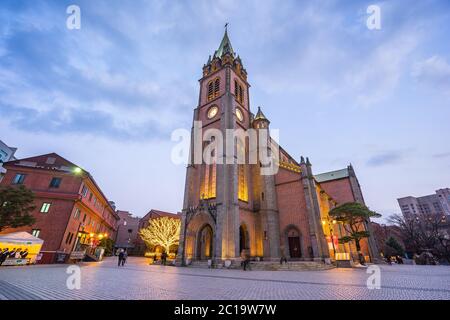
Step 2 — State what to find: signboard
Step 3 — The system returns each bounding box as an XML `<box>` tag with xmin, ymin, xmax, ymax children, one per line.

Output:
<box><xmin>70</xmin><ymin>251</ymin><xmax>86</xmax><ymax>260</ymax></box>
<box><xmin>2</xmin><ymin>258</ymin><xmax>29</xmax><ymax>266</ymax></box>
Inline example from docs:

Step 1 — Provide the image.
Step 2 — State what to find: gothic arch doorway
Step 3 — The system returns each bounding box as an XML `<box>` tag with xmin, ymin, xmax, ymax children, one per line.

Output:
<box><xmin>286</xmin><ymin>227</ymin><xmax>302</xmax><ymax>259</ymax></box>
<box><xmin>197</xmin><ymin>224</ymin><xmax>213</xmax><ymax>260</ymax></box>
<box><xmin>239</xmin><ymin>224</ymin><xmax>249</xmax><ymax>254</ymax></box>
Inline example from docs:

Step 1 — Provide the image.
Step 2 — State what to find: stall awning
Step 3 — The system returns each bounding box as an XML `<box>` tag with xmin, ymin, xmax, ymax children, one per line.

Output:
<box><xmin>0</xmin><ymin>232</ymin><xmax>44</xmax><ymax>245</ymax></box>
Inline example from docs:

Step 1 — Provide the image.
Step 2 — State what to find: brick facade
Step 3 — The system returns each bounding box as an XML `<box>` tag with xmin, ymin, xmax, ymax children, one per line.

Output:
<box><xmin>0</xmin><ymin>153</ymin><xmax>120</xmax><ymax>263</ymax></box>
<box><xmin>177</xmin><ymin>31</ymin><xmax>378</xmax><ymax>266</ymax></box>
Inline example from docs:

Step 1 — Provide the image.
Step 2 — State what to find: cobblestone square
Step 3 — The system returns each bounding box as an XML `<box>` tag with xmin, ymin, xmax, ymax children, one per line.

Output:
<box><xmin>0</xmin><ymin>257</ymin><xmax>449</xmax><ymax>300</ymax></box>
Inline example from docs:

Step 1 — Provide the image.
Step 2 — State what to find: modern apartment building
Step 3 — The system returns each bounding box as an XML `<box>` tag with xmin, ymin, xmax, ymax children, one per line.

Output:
<box><xmin>398</xmin><ymin>188</ymin><xmax>450</xmax><ymax>219</ymax></box>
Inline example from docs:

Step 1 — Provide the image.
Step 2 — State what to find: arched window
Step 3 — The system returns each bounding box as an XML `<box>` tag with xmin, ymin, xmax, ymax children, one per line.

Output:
<box><xmin>214</xmin><ymin>78</ymin><xmax>220</xmax><ymax>96</ymax></box>
<box><xmin>201</xmin><ymin>139</ymin><xmax>217</xmax><ymax>200</ymax></box>
<box><xmin>207</xmin><ymin>81</ymin><xmax>214</xmax><ymax>101</ymax></box>
<box><xmin>239</xmin><ymin>85</ymin><xmax>244</xmax><ymax>104</ymax></box>
<box><xmin>234</xmin><ymin>80</ymin><xmax>244</xmax><ymax>104</ymax></box>
<box><xmin>207</xmin><ymin>78</ymin><xmax>220</xmax><ymax>101</ymax></box>
<box><xmin>238</xmin><ymin>164</ymin><xmax>248</xmax><ymax>202</ymax></box>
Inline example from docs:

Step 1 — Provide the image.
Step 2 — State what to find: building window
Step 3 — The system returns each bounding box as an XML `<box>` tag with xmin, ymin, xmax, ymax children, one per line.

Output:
<box><xmin>207</xmin><ymin>78</ymin><xmax>220</xmax><ymax>101</ymax></box>
<box><xmin>234</xmin><ymin>80</ymin><xmax>244</xmax><ymax>104</ymax></box>
<box><xmin>40</xmin><ymin>203</ymin><xmax>51</xmax><ymax>213</ymax></box>
<box><xmin>201</xmin><ymin>140</ymin><xmax>216</xmax><ymax>200</ymax></box>
<box><xmin>31</xmin><ymin>229</ymin><xmax>41</xmax><ymax>238</ymax></box>
<box><xmin>238</xmin><ymin>164</ymin><xmax>248</xmax><ymax>202</ymax></box>
<box><xmin>214</xmin><ymin>78</ymin><xmax>220</xmax><ymax>96</ymax></box>
<box><xmin>66</xmin><ymin>232</ymin><xmax>74</xmax><ymax>245</ymax></box>
<box><xmin>89</xmin><ymin>193</ymin><xmax>93</xmax><ymax>201</ymax></box>
<box><xmin>49</xmin><ymin>177</ymin><xmax>62</xmax><ymax>188</ymax></box>
<box><xmin>73</xmin><ymin>208</ymin><xmax>81</xmax><ymax>220</ymax></box>
<box><xmin>12</xmin><ymin>173</ymin><xmax>26</xmax><ymax>185</ymax></box>
<box><xmin>81</xmin><ymin>185</ymin><xmax>88</xmax><ymax>197</ymax></box>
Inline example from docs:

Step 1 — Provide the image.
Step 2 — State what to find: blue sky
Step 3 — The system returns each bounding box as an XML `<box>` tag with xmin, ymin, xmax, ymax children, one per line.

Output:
<box><xmin>1</xmin><ymin>0</ymin><xmax>449</xmax><ymax>220</ymax></box>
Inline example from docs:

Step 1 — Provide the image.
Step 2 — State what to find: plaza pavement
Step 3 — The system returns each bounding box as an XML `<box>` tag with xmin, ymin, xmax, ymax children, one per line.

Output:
<box><xmin>0</xmin><ymin>256</ymin><xmax>449</xmax><ymax>300</ymax></box>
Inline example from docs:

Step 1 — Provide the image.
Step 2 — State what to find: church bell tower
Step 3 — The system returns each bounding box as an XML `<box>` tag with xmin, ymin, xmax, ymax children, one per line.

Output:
<box><xmin>177</xmin><ymin>27</ymin><xmax>254</xmax><ymax>265</ymax></box>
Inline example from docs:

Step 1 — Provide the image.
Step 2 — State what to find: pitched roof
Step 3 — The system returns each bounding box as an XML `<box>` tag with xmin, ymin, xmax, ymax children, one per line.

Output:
<box><xmin>142</xmin><ymin>209</ymin><xmax>180</xmax><ymax>221</ymax></box>
<box><xmin>214</xmin><ymin>30</ymin><xmax>235</xmax><ymax>59</ymax></box>
<box><xmin>314</xmin><ymin>168</ymin><xmax>350</xmax><ymax>183</ymax></box>
<box><xmin>5</xmin><ymin>152</ymin><xmax>82</xmax><ymax>173</ymax></box>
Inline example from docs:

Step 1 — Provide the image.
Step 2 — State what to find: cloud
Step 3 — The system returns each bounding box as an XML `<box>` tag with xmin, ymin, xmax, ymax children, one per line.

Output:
<box><xmin>366</xmin><ymin>151</ymin><xmax>405</xmax><ymax>167</ymax></box>
<box><xmin>433</xmin><ymin>152</ymin><xmax>450</xmax><ymax>159</ymax></box>
<box><xmin>412</xmin><ymin>55</ymin><xmax>450</xmax><ymax>93</ymax></box>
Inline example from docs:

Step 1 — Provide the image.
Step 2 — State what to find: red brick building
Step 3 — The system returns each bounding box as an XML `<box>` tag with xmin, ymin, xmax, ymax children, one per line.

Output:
<box><xmin>0</xmin><ymin>153</ymin><xmax>120</xmax><ymax>263</ymax></box>
<box><xmin>114</xmin><ymin>210</ymin><xmax>141</xmax><ymax>254</ymax></box>
<box><xmin>177</xmin><ymin>30</ymin><xmax>380</xmax><ymax>266</ymax></box>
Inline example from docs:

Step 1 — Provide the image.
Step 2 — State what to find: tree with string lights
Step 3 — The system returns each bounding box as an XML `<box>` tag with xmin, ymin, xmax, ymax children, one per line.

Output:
<box><xmin>139</xmin><ymin>216</ymin><xmax>181</xmax><ymax>254</ymax></box>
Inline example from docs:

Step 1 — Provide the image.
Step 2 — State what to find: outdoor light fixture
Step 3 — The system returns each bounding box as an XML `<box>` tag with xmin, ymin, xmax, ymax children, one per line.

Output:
<box><xmin>73</xmin><ymin>167</ymin><xmax>82</xmax><ymax>174</ymax></box>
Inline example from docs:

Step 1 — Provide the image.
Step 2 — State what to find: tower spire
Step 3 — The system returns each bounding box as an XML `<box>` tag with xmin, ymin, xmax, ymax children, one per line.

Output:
<box><xmin>214</xmin><ymin>25</ymin><xmax>235</xmax><ymax>59</ymax></box>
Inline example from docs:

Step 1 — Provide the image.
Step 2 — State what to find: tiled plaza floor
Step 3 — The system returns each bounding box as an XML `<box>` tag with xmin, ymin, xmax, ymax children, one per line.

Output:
<box><xmin>0</xmin><ymin>257</ymin><xmax>449</xmax><ymax>300</ymax></box>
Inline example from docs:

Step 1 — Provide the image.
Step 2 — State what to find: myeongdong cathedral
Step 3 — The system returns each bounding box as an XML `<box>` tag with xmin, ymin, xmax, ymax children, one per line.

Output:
<box><xmin>176</xmin><ymin>28</ymin><xmax>379</xmax><ymax>266</ymax></box>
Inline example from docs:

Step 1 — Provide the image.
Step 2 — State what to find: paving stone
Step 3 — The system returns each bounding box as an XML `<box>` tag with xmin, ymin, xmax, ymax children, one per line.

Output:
<box><xmin>0</xmin><ymin>257</ymin><xmax>449</xmax><ymax>300</ymax></box>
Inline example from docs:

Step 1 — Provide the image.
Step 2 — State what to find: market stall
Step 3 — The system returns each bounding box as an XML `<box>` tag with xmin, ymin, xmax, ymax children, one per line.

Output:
<box><xmin>0</xmin><ymin>232</ymin><xmax>44</xmax><ymax>266</ymax></box>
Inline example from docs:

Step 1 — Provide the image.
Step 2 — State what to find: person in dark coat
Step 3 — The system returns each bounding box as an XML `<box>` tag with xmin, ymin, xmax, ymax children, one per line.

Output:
<box><xmin>118</xmin><ymin>249</ymin><xmax>125</xmax><ymax>267</ymax></box>
<box><xmin>161</xmin><ymin>252</ymin><xmax>167</xmax><ymax>265</ymax></box>
<box><xmin>121</xmin><ymin>250</ymin><xmax>128</xmax><ymax>266</ymax></box>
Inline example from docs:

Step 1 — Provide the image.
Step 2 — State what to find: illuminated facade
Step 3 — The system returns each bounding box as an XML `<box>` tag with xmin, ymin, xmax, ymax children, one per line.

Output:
<box><xmin>177</xmin><ymin>30</ymin><xmax>378</xmax><ymax>265</ymax></box>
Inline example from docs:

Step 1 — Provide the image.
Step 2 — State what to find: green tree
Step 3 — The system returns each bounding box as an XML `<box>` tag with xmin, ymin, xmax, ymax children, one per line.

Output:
<box><xmin>328</xmin><ymin>202</ymin><xmax>381</xmax><ymax>252</ymax></box>
<box><xmin>384</xmin><ymin>236</ymin><xmax>405</xmax><ymax>257</ymax></box>
<box><xmin>0</xmin><ymin>185</ymin><xmax>36</xmax><ymax>232</ymax></box>
<box><xmin>99</xmin><ymin>238</ymin><xmax>114</xmax><ymax>256</ymax></box>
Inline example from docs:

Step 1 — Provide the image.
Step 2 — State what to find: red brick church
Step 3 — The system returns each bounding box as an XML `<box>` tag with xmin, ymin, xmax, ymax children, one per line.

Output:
<box><xmin>176</xmin><ymin>29</ymin><xmax>378</xmax><ymax>266</ymax></box>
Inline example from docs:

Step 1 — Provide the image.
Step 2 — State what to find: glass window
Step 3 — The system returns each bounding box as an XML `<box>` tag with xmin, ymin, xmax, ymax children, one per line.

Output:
<box><xmin>31</xmin><ymin>229</ymin><xmax>41</xmax><ymax>238</ymax></box>
<box><xmin>40</xmin><ymin>203</ymin><xmax>51</xmax><ymax>213</ymax></box>
<box><xmin>49</xmin><ymin>177</ymin><xmax>62</xmax><ymax>188</ymax></box>
<box><xmin>13</xmin><ymin>174</ymin><xmax>26</xmax><ymax>185</ymax></box>
<box><xmin>73</xmin><ymin>208</ymin><xmax>81</xmax><ymax>220</ymax></box>
<box><xmin>81</xmin><ymin>185</ymin><xmax>88</xmax><ymax>197</ymax></box>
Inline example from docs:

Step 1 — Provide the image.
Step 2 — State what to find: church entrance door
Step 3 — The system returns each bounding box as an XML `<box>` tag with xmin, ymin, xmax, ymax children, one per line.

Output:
<box><xmin>288</xmin><ymin>236</ymin><xmax>301</xmax><ymax>258</ymax></box>
<box><xmin>197</xmin><ymin>225</ymin><xmax>213</xmax><ymax>260</ymax></box>
<box><xmin>239</xmin><ymin>224</ymin><xmax>249</xmax><ymax>254</ymax></box>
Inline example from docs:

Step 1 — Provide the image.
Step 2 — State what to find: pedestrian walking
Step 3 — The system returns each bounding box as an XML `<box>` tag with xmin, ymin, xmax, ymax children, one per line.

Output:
<box><xmin>161</xmin><ymin>251</ymin><xmax>167</xmax><ymax>265</ymax></box>
<box><xmin>118</xmin><ymin>249</ymin><xmax>124</xmax><ymax>267</ymax></box>
<box><xmin>241</xmin><ymin>249</ymin><xmax>251</xmax><ymax>271</ymax></box>
<box><xmin>121</xmin><ymin>250</ymin><xmax>128</xmax><ymax>266</ymax></box>
<box><xmin>280</xmin><ymin>253</ymin><xmax>288</xmax><ymax>265</ymax></box>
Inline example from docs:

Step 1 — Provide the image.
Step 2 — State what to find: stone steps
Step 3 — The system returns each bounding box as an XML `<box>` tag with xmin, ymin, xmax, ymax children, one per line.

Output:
<box><xmin>249</xmin><ymin>261</ymin><xmax>335</xmax><ymax>271</ymax></box>
<box><xmin>186</xmin><ymin>260</ymin><xmax>335</xmax><ymax>271</ymax></box>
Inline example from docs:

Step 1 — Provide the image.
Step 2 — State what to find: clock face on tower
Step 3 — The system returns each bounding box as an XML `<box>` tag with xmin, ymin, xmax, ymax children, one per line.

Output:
<box><xmin>236</xmin><ymin>107</ymin><xmax>244</xmax><ymax>122</ymax></box>
<box><xmin>207</xmin><ymin>105</ymin><xmax>218</xmax><ymax>119</ymax></box>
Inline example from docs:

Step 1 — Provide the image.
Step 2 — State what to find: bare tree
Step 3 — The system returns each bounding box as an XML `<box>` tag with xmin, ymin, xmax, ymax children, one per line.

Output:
<box><xmin>388</xmin><ymin>213</ymin><xmax>450</xmax><ymax>263</ymax></box>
